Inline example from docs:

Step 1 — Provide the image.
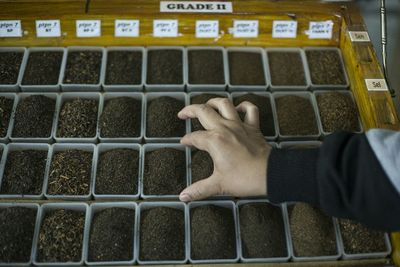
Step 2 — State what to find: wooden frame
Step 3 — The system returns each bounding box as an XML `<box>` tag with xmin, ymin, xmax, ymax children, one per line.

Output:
<box><xmin>0</xmin><ymin>0</ymin><xmax>399</xmax><ymax>266</ymax></box>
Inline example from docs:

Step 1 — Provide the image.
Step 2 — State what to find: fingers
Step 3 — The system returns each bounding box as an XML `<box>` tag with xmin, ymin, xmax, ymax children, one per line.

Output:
<box><xmin>206</xmin><ymin>98</ymin><xmax>240</xmax><ymax>121</ymax></box>
<box><xmin>179</xmin><ymin>175</ymin><xmax>221</xmax><ymax>201</ymax></box>
<box><xmin>180</xmin><ymin>131</ymin><xmax>210</xmax><ymax>151</ymax></box>
<box><xmin>178</xmin><ymin>104</ymin><xmax>222</xmax><ymax>130</ymax></box>
<box><xmin>236</xmin><ymin>101</ymin><xmax>260</xmax><ymax>128</ymax></box>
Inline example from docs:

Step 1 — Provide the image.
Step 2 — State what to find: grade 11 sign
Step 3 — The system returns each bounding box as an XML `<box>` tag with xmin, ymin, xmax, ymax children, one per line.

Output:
<box><xmin>160</xmin><ymin>1</ymin><xmax>232</xmax><ymax>13</ymax></box>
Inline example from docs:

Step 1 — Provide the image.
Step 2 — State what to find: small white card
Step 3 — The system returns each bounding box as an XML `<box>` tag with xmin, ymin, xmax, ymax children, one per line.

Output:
<box><xmin>272</xmin><ymin>20</ymin><xmax>297</xmax><ymax>38</ymax></box>
<box><xmin>196</xmin><ymin>20</ymin><xmax>219</xmax><ymax>38</ymax></box>
<box><xmin>76</xmin><ymin>20</ymin><xmax>101</xmax><ymax>37</ymax></box>
<box><xmin>349</xmin><ymin>31</ymin><xmax>370</xmax><ymax>42</ymax></box>
<box><xmin>153</xmin><ymin>20</ymin><xmax>178</xmax><ymax>37</ymax></box>
<box><xmin>365</xmin><ymin>79</ymin><xmax>388</xmax><ymax>91</ymax></box>
<box><xmin>115</xmin><ymin>20</ymin><xmax>139</xmax><ymax>37</ymax></box>
<box><xmin>36</xmin><ymin>20</ymin><xmax>61</xmax><ymax>37</ymax></box>
<box><xmin>0</xmin><ymin>20</ymin><xmax>22</xmax><ymax>37</ymax></box>
<box><xmin>233</xmin><ymin>20</ymin><xmax>258</xmax><ymax>38</ymax></box>
<box><xmin>307</xmin><ymin>20</ymin><xmax>334</xmax><ymax>39</ymax></box>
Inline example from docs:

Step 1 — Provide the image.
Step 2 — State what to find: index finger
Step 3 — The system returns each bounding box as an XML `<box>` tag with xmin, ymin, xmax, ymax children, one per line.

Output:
<box><xmin>178</xmin><ymin>104</ymin><xmax>223</xmax><ymax>130</ymax></box>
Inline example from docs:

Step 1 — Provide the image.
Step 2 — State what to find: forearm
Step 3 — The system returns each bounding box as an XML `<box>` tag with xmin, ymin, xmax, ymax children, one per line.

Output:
<box><xmin>267</xmin><ymin>130</ymin><xmax>400</xmax><ymax>231</ymax></box>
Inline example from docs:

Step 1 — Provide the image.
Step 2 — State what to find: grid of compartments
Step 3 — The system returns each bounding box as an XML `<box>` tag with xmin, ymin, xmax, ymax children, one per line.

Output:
<box><xmin>0</xmin><ymin>45</ymin><xmax>391</xmax><ymax>266</ymax></box>
<box><xmin>0</xmin><ymin>201</ymin><xmax>392</xmax><ymax>266</ymax></box>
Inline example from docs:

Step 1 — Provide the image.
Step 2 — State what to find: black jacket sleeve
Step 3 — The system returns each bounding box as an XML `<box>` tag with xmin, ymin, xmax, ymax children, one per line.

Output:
<box><xmin>267</xmin><ymin>132</ymin><xmax>400</xmax><ymax>231</ymax></box>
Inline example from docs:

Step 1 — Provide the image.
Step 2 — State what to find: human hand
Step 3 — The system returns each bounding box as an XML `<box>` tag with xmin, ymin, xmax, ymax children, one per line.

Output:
<box><xmin>177</xmin><ymin>98</ymin><xmax>271</xmax><ymax>201</ymax></box>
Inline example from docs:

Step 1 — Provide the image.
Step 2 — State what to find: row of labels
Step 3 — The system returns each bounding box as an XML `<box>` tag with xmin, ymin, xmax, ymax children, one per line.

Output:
<box><xmin>0</xmin><ymin>19</ymin><xmax>338</xmax><ymax>39</ymax></box>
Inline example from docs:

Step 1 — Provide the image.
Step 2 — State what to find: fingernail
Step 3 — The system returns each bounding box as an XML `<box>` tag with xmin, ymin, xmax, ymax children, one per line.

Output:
<box><xmin>179</xmin><ymin>193</ymin><xmax>191</xmax><ymax>202</ymax></box>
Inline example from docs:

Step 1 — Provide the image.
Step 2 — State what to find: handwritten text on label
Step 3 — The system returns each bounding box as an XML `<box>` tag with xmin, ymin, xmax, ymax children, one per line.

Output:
<box><xmin>115</xmin><ymin>20</ymin><xmax>139</xmax><ymax>37</ymax></box>
<box><xmin>0</xmin><ymin>20</ymin><xmax>22</xmax><ymax>37</ymax></box>
<box><xmin>36</xmin><ymin>20</ymin><xmax>61</xmax><ymax>37</ymax></box>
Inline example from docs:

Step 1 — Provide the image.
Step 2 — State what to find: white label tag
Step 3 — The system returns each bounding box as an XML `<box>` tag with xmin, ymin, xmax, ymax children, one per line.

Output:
<box><xmin>365</xmin><ymin>79</ymin><xmax>388</xmax><ymax>91</ymax></box>
<box><xmin>115</xmin><ymin>20</ymin><xmax>139</xmax><ymax>37</ymax></box>
<box><xmin>307</xmin><ymin>20</ymin><xmax>334</xmax><ymax>39</ymax></box>
<box><xmin>36</xmin><ymin>20</ymin><xmax>61</xmax><ymax>37</ymax></box>
<box><xmin>272</xmin><ymin>20</ymin><xmax>297</xmax><ymax>38</ymax></box>
<box><xmin>349</xmin><ymin>31</ymin><xmax>370</xmax><ymax>42</ymax></box>
<box><xmin>0</xmin><ymin>20</ymin><xmax>22</xmax><ymax>37</ymax></box>
<box><xmin>153</xmin><ymin>19</ymin><xmax>178</xmax><ymax>37</ymax></box>
<box><xmin>76</xmin><ymin>20</ymin><xmax>101</xmax><ymax>37</ymax></box>
<box><xmin>196</xmin><ymin>20</ymin><xmax>218</xmax><ymax>38</ymax></box>
<box><xmin>233</xmin><ymin>20</ymin><xmax>258</xmax><ymax>38</ymax></box>
<box><xmin>160</xmin><ymin>1</ymin><xmax>232</xmax><ymax>13</ymax></box>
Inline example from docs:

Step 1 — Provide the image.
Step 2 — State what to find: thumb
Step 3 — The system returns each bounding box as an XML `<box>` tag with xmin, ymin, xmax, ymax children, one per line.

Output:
<box><xmin>179</xmin><ymin>175</ymin><xmax>220</xmax><ymax>202</ymax></box>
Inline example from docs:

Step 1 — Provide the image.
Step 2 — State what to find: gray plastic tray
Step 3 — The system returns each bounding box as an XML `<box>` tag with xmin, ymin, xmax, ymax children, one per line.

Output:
<box><xmin>188</xmin><ymin>91</ymin><xmax>230</xmax><ymax>134</ymax></box>
<box><xmin>98</xmin><ymin>92</ymin><xmax>144</xmax><ymax>143</ymax></box>
<box><xmin>231</xmin><ymin>91</ymin><xmax>279</xmax><ymax>141</ymax></box>
<box><xmin>0</xmin><ymin>143</ymin><xmax>50</xmax><ymax>199</ymax></box>
<box><xmin>20</xmin><ymin>47</ymin><xmax>66</xmax><ymax>92</ymax></box>
<box><xmin>284</xmin><ymin>203</ymin><xmax>341</xmax><ymax>261</ymax></box>
<box><xmin>304</xmin><ymin>47</ymin><xmax>350</xmax><ymax>90</ymax></box>
<box><xmin>186</xmin><ymin>46</ymin><xmax>228</xmax><ymax>92</ymax></box>
<box><xmin>0</xmin><ymin>202</ymin><xmax>40</xmax><ymax>267</ymax></box>
<box><xmin>236</xmin><ymin>200</ymin><xmax>291</xmax><ymax>263</ymax></box>
<box><xmin>32</xmin><ymin>202</ymin><xmax>90</xmax><ymax>266</ymax></box>
<box><xmin>0</xmin><ymin>93</ymin><xmax>17</xmax><ymax>143</ymax></box>
<box><xmin>60</xmin><ymin>46</ymin><xmax>106</xmax><ymax>92</ymax></box>
<box><xmin>102</xmin><ymin>46</ymin><xmax>145</xmax><ymax>92</ymax></box>
<box><xmin>188</xmin><ymin>200</ymin><xmax>240</xmax><ymax>264</ymax></box>
<box><xmin>0</xmin><ymin>47</ymin><xmax>27</xmax><ymax>92</ymax></box>
<box><xmin>54</xmin><ymin>92</ymin><xmax>101</xmax><ymax>143</ymax></box>
<box><xmin>85</xmin><ymin>202</ymin><xmax>138</xmax><ymax>266</ymax></box>
<box><xmin>226</xmin><ymin>47</ymin><xmax>269</xmax><ymax>92</ymax></box>
<box><xmin>144</xmin><ymin>46</ymin><xmax>186</xmax><ymax>91</ymax></box>
<box><xmin>136</xmin><ymin>202</ymin><xmax>188</xmax><ymax>265</ymax></box>
<box><xmin>314</xmin><ymin>90</ymin><xmax>363</xmax><ymax>136</ymax></box>
<box><xmin>272</xmin><ymin>91</ymin><xmax>322</xmax><ymax>140</ymax></box>
<box><xmin>335</xmin><ymin>218</ymin><xmax>392</xmax><ymax>260</ymax></box>
<box><xmin>43</xmin><ymin>143</ymin><xmax>96</xmax><ymax>200</ymax></box>
<box><xmin>265</xmin><ymin>47</ymin><xmax>311</xmax><ymax>91</ymax></box>
<box><xmin>141</xmin><ymin>144</ymin><xmax>189</xmax><ymax>200</ymax></box>
<box><xmin>92</xmin><ymin>143</ymin><xmax>141</xmax><ymax>200</ymax></box>
<box><xmin>9</xmin><ymin>93</ymin><xmax>59</xmax><ymax>143</ymax></box>
<box><xmin>144</xmin><ymin>92</ymin><xmax>188</xmax><ymax>143</ymax></box>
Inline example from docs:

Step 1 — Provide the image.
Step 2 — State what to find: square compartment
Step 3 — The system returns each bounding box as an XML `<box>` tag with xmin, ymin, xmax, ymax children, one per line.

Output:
<box><xmin>98</xmin><ymin>93</ymin><xmax>144</xmax><ymax>143</ymax></box>
<box><xmin>266</xmin><ymin>48</ymin><xmax>310</xmax><ymax>91</ymax></box>
<box><xmin>0</xmin><ymin>143</ymin><xmax>50</xmax><ymax>199</ymax></box>
<box><xmin>304</xmin><ymin>47</ymin><xmax>349</xmax><ymax>90</ymax></box>
<box><xmin>232</xmin><ymin>92</ymin><xmax>278</xmax><ymax>140</ymax></box>
<box><xmin>141</xmin><ymin>144</ymin><xmax>189</xmax><ymax>199</ymax></box>
<box><xmin>102</xmin><ymin>47</ymin><xmax>145</xmax><ymax>91</ymax></box>
<box><xmin>144</xmin><ymin>92</ymin><xmax>188</xmax><ymax>143</ymax></box>
<box><xmin>0</xmin><ymin>93</ymin><xmax>17</xmax><ymax>142</ymax></box>
<box><xmin>237</xmin><ymin>200</ymin><xmax>291</xmax><ymax>263</ymax></box>
<box><xmin>54</xmin><ymin>92</ymin><xmax>101</xmax><ymax>143</ymax></box>
<box><xmin>336</xmin><ymin>218</ymin><xmax>392</xmax><ymax>260</ymax></box>
<box><xmin>188</xmin><ymin>201</ymin><xmax>239</xmax><ymax>263</ymax></box>
<box><xmin>188</xmin><ymin>92</ymin><xmax>230</xmax><ymax>133</ymax></box>
<box><xmin>32</xmin><ymin>203</ymin><xmax>90</xmax><ymax>266</ymax></box>
<box><xmin>0</xmin><ymin>202</ymin><xmax>39</xmax><ymax>267</ymax></box>
<box><xmin>20</xmin><ymin>47</ymin><xmax>65</xmax><ymax>92</ymax></box>
<box><xmin>0</xmin><ymin>47</ymin><xmax>26</xmax><ymax>92</ymax></box>
<box><xmin>9</xmin><ymin>93</ymin><xmax>58</xmax><ymax>143</ymax></box>
<box><xmin>284</xmin><ymin>203</ymin><xmax>341</xmax><ymax>261</ymax></box>
<box><xmin>227</xmin><ymin>47</ymin><xmax>268</xmax><ymax>91</ymax></box>
<box><xmin>272</xmin><ymin>92</ymin><xmax>322</xmax><ymax>140</ymax></box>
<box><xmin>186</xmin><ymin>47</ymin><xmax>228</xmax><ymax>91</ymax></box>
<box><xmin>60</xmin><ymin>47</ymin><xmax>105</xmax><ymax>92</ymax></box>
<box><xmin>145</xmin><ymin>46</ymin><xmax>186</xmax><ymax>91</ymax></box>
<box><xmin>85</xmin><ymin>202</ymin><xmax>138</xmax><ymax>266</ymax></box>
<box><xmin>136</xmin><ymin>202</ymin><xmax>188</xmax><ymax>264</ymax></box>
<box><xmin>314</xmin><ymin>90</ymin><xmax>363</xmax><ymax>136</ymax></box>
<box><xmin>93</xmin><ymin>144</ymin><xmax>141</xmax><ymax>200</ymax></box>
<box><xmin>44</xmin><ymin>143</ymin><xmax>96</xmax><ymax>200</ymax></box>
